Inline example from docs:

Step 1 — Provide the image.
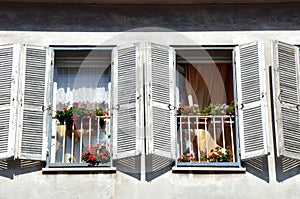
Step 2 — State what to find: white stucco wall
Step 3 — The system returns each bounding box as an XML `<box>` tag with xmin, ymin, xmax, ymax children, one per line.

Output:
<box><xmin>0</xmin><ymin>31</ymin><xmax>299</xmax><ymax>199</ymax></box>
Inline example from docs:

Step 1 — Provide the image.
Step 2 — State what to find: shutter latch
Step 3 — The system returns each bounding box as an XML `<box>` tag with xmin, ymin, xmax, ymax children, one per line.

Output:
<box><xmin>112</xmin><ymin>104</ymin><xmax>120</xmax><ymax>110</ymax></box>
<box><xmin>278</xmin><ymin>90</ymin><xmax>282</xmax><ymax>103</ymax></box>
<box><xmin>168</xmin><ymin>104</ymin><xmax>176</xmax><ymax>110</ymax></box>
<box><xmin>236</xmin><ymin>103</ymin><xmax>244</xmax><ymax>110</ymax></box>
<box><xmin>42</xmin><ymin>105</ymin><xmax>51</xmax><ymax>112</ymax></box>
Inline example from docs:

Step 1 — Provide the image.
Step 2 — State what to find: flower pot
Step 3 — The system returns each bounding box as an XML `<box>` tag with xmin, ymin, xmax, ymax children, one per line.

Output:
<box><xmin>56</xmin><ymin>125</ymin><xmax>66</xmax><ymax>137</ymax></box>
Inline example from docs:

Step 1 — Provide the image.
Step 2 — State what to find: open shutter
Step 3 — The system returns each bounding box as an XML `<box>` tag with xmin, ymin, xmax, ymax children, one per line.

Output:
<box><xmin>0</xmin><ymin>44</ymin><xmax>20</xmax><ymax>159</ymax></box>
<box><xmin>272</xmin><ymin>40</ymin><xmax>300</xmax><ymax>160</ymax></box>
<box><xmin>112</xmin><ymin>43</ymin><xmax>143</xmax><ymax>159</ymax></box>
<box><xmin>16</xmin><ymin>45</ymin><xmax>52</xmax><ymax>161</ymax></box>
<box><xmin>236</xmin><ymin>41</ymin><xmax>269</xmax><ymax>160</ymax></box>
<box><xmin>145</xmin><ymin>42</ymin><xmax>176</xmax><ymax>159</ymax></box>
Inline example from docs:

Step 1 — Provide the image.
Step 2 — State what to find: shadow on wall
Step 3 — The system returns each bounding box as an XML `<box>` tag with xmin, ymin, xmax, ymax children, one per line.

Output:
<box><xmin>275</xmin><ymin>156</ymin><xmax>300</xmax><ymax>182</ymax></box>
<box><xmin>113</xmin><ymin>155</ymin><xmax>141</xmax><ymax>180</ymax></box>
<box><xmin>113</xmin><ymin>155</ymin><xmax>174</xmax><ymax>181</ymax></box>
<box><xmin>146</xmin><ymin>155</ymin><xmax>174</xmax><ymax>182</ymax></box>
<box><xmin>0</xmin><ymin>159</ymin><xmax>43</xmax><ymax>179</ymax></box>
<box><xmin>242</xmin><ymin>157</ymin><xmax>269</xmax><ymax>183</ymax></box>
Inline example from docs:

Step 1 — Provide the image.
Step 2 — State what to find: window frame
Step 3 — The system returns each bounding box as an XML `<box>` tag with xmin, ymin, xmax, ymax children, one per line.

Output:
<box><xmin>47</xmin><ymin>46</ymin><xmax>115</xmax><ymax>168</ymax></box>
<box><xmin>173</xmin><ymin>45</ymin><xmax>241</xmax><ymax>167</ymax></box>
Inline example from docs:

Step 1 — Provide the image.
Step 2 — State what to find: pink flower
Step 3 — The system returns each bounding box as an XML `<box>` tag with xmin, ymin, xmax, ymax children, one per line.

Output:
<box><xmin>71</xmin><ymin>116</ymin><xmax>78</xmax><ymax>121</ymax></box>
<box><xmin>179</xmin><ymin>103</ymin><xmax>185</xmax><ymax>108</ymax></box>
<box><xmin>73</xmin><ymin>102</ymin><xmax>79</xmax><ymax>107</ymax></box>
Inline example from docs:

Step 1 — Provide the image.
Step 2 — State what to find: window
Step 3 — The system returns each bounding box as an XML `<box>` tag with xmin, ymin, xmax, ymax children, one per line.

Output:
<box><xmin>50</xmin><ymin>48</ymin><xmax>112</xmax><ymax>166</ymax></box>
<box><xmin>175</xmin><ymin>48</ymin><xmax>238</xmax><ymax>165</ymax></box>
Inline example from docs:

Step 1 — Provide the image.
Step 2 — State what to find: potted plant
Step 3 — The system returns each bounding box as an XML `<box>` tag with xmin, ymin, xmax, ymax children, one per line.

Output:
<box><xmin>81</xmin><ymin>143</ymin><xmax>111</xmax><ymax>166</ymax></box>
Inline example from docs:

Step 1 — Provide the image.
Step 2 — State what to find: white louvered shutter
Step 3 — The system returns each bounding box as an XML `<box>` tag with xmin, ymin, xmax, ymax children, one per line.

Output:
<box><xmin>16</xmin><ymin>45</ymin><xmax>52</xmax><ymax>161</ymax></box>
<box><xmin>112</xmin><ymin>43</ymin><xmax>143</xmax><ymax>159</ymax></box>
<box><xmin>0</xmin><ymin>44</ymin><xmax>20</xmax><ymax>159</ymax></box>
<box><xmin>272</xmin><ymin>40</ymin><xmax>300</xmax><ymax>160</ymax></box>
<box><xmin>236</xmin><ymin>41</ymin><xmax>269</xmax><ymax>160</ymax></box>
<box><xmin>145</xmin><ymin>42</ymin><xmax>176</xmax><ymax>159</ymax></box>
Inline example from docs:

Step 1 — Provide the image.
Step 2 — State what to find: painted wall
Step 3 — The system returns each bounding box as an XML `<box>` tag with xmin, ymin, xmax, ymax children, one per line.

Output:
<box><xmin>0</xmin><ymin>3</ymin><xmax>300</xmax><ymax>199</ymax></box>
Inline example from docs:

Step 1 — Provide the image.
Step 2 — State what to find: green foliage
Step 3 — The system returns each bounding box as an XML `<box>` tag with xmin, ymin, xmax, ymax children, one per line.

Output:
<box><xmin>177</xmin><ymin>102</ymin><xmax>235</xmax><ymax>116</ymax></box>
<box><xmin>207</xmin><ymin>146</ymin><xmax>231</xmax><ymax>162</ymax></box>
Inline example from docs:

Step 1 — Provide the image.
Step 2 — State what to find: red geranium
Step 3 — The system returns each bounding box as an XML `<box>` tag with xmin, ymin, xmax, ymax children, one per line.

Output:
<box><xmin>81</xmin><ymin>144</ymin><xmax>111</xmax><ymax>165</ymax></box>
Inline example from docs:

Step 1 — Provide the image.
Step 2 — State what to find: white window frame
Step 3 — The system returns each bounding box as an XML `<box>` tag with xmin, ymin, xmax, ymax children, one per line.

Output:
<box><xmin>47</xmin><ymin>46</ymin><xmax>115</xmax><ymax>168</ymax></box>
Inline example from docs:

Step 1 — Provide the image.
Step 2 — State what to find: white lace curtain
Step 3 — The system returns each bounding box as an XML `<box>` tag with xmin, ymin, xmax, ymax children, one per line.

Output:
<box><xmin>54</xmin><ymin>66</ymin><xmax>111</xmax><ymax>110</ymax></box>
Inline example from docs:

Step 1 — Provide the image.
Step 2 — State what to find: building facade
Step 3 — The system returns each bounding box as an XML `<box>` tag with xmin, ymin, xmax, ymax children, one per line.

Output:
<box><xmin>0</xmin><ymin>1</ymin><xmax>300</xmax><ymax>199</ymax></box>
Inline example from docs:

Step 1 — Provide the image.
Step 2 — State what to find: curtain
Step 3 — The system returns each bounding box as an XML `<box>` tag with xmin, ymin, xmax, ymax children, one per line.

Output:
<box><xmin>182</xmin><ymin>62</ymin><xmax>233</xmax><ymax>109</ymax></box>
<box><xmin>55</xmin><ymin>66</ymin><xmax>111</xmax><ymax>110</ymax></box>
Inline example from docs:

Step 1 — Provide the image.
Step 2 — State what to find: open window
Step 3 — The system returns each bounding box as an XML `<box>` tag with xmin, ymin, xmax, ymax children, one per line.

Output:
<box><xmin>50</xmin><ymin>47</ymin><xmax>113</xmax><ymax>166</ymax></box>
<box><xmin>174</xmin><ymin>41</ymin><xmax>269</xmax><ymax>167</ymax></box>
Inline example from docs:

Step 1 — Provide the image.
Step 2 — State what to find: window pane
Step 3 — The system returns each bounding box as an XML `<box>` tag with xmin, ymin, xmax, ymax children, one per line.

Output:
<box><xmin>53</xmin><ymin>50</ymin><xmax>112</xmax><ymax>165</ymax></box>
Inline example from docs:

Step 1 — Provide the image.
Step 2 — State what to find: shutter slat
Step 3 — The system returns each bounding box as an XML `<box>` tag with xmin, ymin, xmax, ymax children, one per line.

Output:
<box><xmin>17</xmin><ymin>45</ymin><xmax>50</xmax><ymax>161</ymax></box>
<box><xmin>236</xmin><ymin>41</ymin><xmax>269</xmax><ymax>160</ymax></box>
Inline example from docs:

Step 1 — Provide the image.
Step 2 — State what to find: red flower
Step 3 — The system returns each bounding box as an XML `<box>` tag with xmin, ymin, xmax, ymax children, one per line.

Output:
<box><xmin>179</xmin><ymin>103</ymin><xmax>185</xmax><ymax>108</ymax></box>
<box><xmin>71</xmin><ymin>116</ymin><xmax>78</xmax><ymax>121</ymax></box>
<box><xmin>90</xmin><ymin>114</ymin><xmax>95</xmax><ymax>118</ymax></box>
<box><xmin>82</xmin><ymin>151</ymin><xmax>87</xmax><ymax>156</ymax></box>
<box><xmin>88</xmin><ymin>155</ymin><xmax>95</xmax><ymax>161</ymax></box>
<box><xmin>63</xmin><ymin>107</ymin><xmax>67</xmax><ymax>111</ymax></box>
<box><xmin>96</xmin><ymin>143</ymin><xmax>101</xmax><ymax>147</ymax></box>
<box><xmin>73</xmin><ymin>102</ymin><xmax>79</xmax><ymax>107</ymax></box>
<box><xmin>88</xmin><ymin>149</ymin><xmax>94</xmax><ymax>154</ymax></box>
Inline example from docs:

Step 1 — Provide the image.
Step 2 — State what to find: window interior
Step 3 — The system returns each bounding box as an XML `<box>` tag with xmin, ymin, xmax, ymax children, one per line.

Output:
<box><xmin>54</xmin><ymin>50</ymin><xmax>111</xmax><ymax>110</ymax></box>
<box><xmin>175</xmin><ymin>49</ymin><xmax>237</xmax><ymax>163</ymax></box>
<box><xmin>52</xmin><ymin>49</ymin><xmax>112</xmax><ymax>164</ymax></box>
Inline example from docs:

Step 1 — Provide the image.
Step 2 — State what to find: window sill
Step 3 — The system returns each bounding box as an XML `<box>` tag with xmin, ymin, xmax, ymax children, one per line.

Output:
<box><xmin>172</xmin><ymin>166</ymin><xmax>246</xmax><ymax>174</ymax></box>
<box><xmin>42</xmin><ymin>167</ymin><xmax>116</xmax><ymax>174</ymax></box>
